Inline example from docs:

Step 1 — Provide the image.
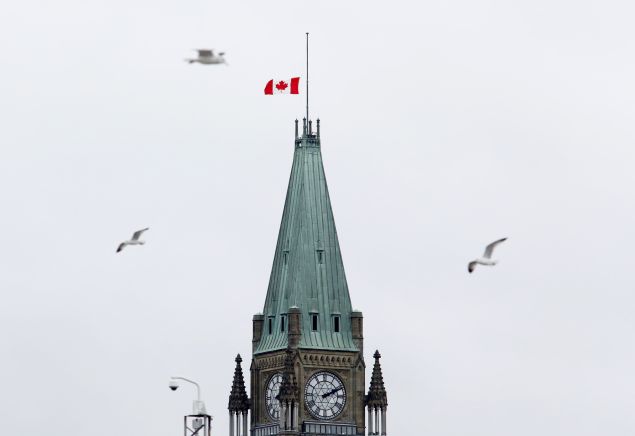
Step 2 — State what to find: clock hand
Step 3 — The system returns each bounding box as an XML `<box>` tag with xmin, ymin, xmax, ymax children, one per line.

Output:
<box><xmin>321</xmin><ymin>386</ymin><xmax>343</xmax><ymax>399</ymax></box>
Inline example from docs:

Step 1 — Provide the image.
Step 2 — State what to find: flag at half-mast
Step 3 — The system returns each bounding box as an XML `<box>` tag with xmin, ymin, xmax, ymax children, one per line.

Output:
<box><xmin>264</xmin><ymin>77</ymin><xmax>300</xmax><ymax>95</ymax></box>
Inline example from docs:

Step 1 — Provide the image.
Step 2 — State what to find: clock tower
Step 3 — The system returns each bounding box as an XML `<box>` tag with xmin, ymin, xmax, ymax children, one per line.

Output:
<box><xmin>227</xmin><ymin>118</ymin><xmax>388</xmax><ymax>436</ymax></box>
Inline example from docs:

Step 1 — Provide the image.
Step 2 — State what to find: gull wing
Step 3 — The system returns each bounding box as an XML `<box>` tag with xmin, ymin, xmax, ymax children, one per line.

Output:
<box><xmin>131</xmin><ymin>227</ymin><xmax>149</xmax><ymax>241</ymax></box>
<box><xmin>483</xmin><ymin>237</ymin><xmax>507</xmax><ymax>259</ymax></box>
<box><xmin>468</xmin><ymin>261</ymin><xmax>477</xmax><ymax>273</ymax></box>
<box><xmin>197</xmin><ymin>49</ymin><xmax>213</xmax><ymax>58</ymax></box>
<box><xmin>116</xmin><ymin>242</ymin><xmax>126</xmax><ymax>253</ymax></box>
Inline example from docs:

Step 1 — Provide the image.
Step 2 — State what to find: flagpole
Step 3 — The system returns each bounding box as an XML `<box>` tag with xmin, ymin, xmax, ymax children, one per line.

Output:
<box><xmin>306</xmin><ymin>32</ymin><xmax>309</xmax><ymax>126</ymax></box>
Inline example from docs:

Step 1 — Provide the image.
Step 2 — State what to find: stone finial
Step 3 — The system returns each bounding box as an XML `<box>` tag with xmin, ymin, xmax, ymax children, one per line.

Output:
<box><xmin>287</xmin><ymin>307</ymin><xmax>301</xmax><ymax>349</ymax></box>
<box><xmin>365</xmin><ymin>349</ymin><xmax>388</xmax><ymax>408</ymax></box>
<box><xmin>277</xmin><ymin>348</ymin><xmax>299</xmax><ymax>402</ymax></box>
<box><xmin>228</xmin><ymin>353</ymin><xmax>250</xmax><ymax>411</ymax></box>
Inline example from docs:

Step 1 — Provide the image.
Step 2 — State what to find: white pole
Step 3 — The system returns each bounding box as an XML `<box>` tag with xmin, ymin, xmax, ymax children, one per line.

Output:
<box><xmin>381</xmin><ymin>408</ymin><xmax>386</xmax><ymax>435</ymax></box>
<box><xmin>374</xmin><ymin>407</ymin><xmax>379</xmax><ymax>435</ymax></box>
<box><xmin>306</xmin><ymin>32</ymin><xmax>309</xmax><ymax>123</ymax></box>
<box><xmin>287</xmin><ymin>402</ymin><xmax>292</xmax><ymax>429</ymax></box>
<box><xmin>280</xmin><ymin>403</ymin><xmax>287</xmax><ymax>432</ymax></box>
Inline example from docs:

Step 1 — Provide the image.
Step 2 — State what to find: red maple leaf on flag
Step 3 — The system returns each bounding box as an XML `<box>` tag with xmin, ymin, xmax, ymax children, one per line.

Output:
<box><xmin>275</xmin><ymin>81</ymin><xmax>288</xmax><ymax>91</ymax></box>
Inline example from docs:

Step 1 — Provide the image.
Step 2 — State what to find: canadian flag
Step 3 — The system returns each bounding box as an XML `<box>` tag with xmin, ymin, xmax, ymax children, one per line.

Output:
<box><xmin>264</xmin><ymin>77</ymin><xmax>300</xmax><ymax>95</ymax></box>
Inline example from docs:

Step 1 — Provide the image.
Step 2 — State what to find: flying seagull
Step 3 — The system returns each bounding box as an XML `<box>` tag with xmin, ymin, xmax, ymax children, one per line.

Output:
<box><xmin>116</xmin><ymin>228</ymin><xmax>149</xmax><ymax>253</ymax></box>
<box><xmin>185</xmin><ymin>49</ymin><xmax>227</xmax><ymax>65</ymax></box>
<box><xmin>468</xmin><ymin>237</ymin><xmax>507</xmax><ymax>273</ymax></box>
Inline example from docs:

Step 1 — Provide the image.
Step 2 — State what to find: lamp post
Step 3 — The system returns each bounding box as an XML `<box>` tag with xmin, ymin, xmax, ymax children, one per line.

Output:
<box><xmin>169</xmin><ymin>376</ymin><xmax>207</xmax><ymax>415</ymax></box>
<box><xmin>169</xmin><ymin>376</ymin><xmax>212</xmax><ymax>436</ymax></box>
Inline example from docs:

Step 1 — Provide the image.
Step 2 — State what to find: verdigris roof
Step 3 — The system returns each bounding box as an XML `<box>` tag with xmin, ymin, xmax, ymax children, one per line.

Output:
<box><xmin>255</xmin><ymin>120</ymin><xmax>357</xmax><ymax>354</ymax></box>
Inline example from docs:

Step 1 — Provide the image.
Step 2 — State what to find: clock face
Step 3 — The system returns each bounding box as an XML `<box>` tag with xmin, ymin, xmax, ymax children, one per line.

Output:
<box><xmin>304</xmin><ymin>371</ymin><xmax>347</xmax><ymax>420</ymax></box>
<box><xmin>265</xmin><ymin>373</ymin><xmax>283</xmax><ymax>420</ymax></box>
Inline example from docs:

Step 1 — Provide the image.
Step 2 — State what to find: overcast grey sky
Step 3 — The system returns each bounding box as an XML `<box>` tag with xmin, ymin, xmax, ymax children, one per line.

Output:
<box><xmin>1</xmin><ymin>0</ymin><xmax>634</xmax><ymax>435</ymax></box>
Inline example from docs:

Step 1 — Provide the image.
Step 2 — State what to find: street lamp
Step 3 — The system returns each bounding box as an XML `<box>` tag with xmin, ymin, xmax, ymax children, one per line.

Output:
<box><xmin>169</xmin><ymin>376</ymin><xmax>207</xmax><ymax>415</ymax></box>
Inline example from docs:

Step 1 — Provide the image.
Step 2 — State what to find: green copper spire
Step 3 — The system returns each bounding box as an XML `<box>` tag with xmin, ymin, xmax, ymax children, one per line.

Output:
<box><xmin>255</xmin><ymin>119</ymin><xmax>357</xmax><ymax>354</ymax></box>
